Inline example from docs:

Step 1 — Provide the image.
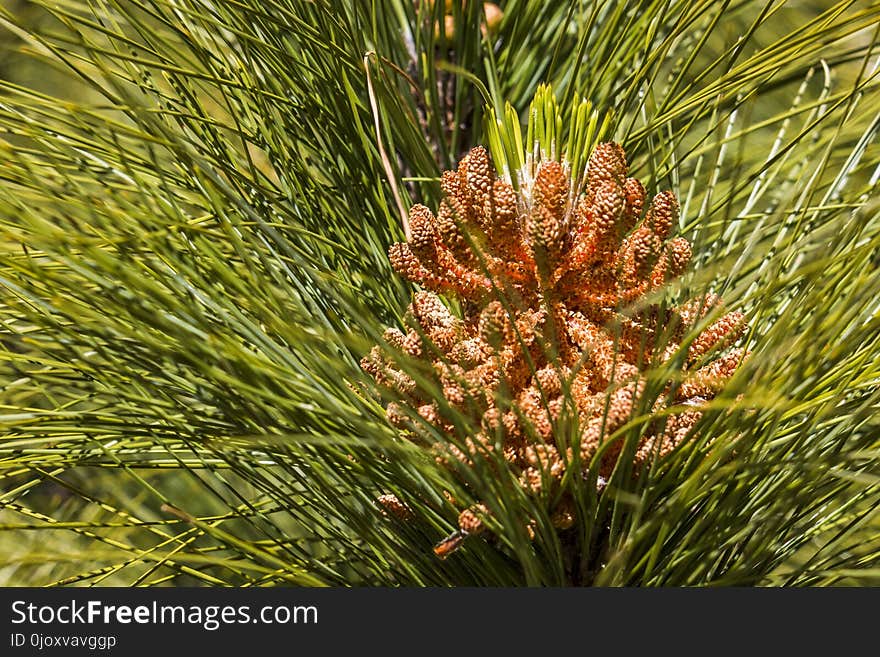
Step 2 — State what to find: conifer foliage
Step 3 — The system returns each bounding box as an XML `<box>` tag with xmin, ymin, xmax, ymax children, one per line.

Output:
<box><xmin>0</xmin><ymin>1</ymin><xmax>878</xmax><ymax>586</ymax></box>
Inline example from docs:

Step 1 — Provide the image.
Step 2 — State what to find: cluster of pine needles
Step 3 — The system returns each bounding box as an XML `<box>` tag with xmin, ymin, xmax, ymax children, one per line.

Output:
<box><xmin>0</xmin><ymin>0</ymin><xmax>879</xmax><ymax>585</ymax></box>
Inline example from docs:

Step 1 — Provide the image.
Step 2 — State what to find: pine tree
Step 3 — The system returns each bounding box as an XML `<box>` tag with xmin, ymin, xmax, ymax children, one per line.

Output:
<box><xmin>0</xmin><ymin>0</ymin><xmax>878</xmax><ymax>586</ymax></box>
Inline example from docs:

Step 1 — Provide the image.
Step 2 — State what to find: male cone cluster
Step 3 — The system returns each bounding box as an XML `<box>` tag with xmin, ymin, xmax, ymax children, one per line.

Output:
<box><xmin>362</xmin><ymin>142</ymin><xmax>747</xmax><ymax>536</ymax></box>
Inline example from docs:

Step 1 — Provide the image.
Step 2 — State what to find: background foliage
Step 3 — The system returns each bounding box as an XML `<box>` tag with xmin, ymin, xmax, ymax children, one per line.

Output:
<box><xmin>0</xmin><ymin>0</ymin><xmax>878</xmax><ymax>586</ymax></box>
